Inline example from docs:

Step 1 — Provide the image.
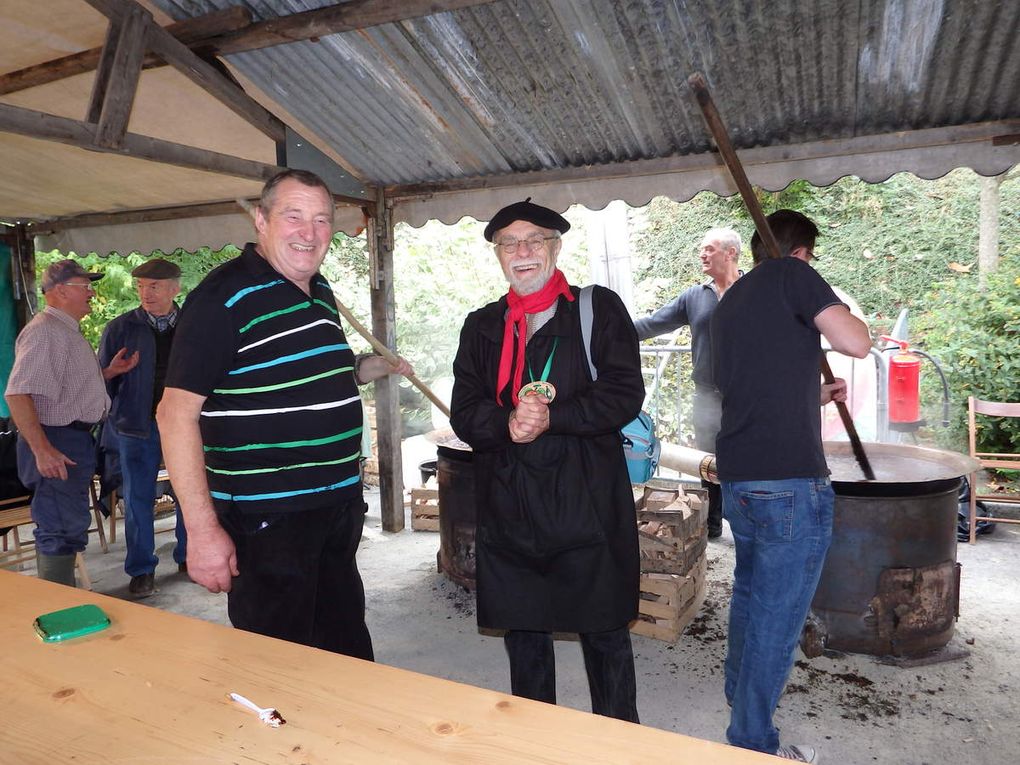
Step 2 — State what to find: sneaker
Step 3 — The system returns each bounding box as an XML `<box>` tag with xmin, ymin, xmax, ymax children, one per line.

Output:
<box><xmin>128</xmin><ymin>573</ymin><xmax>155</xmax><ymax>598</ymax></box>
<box><xmin>775</xmin><ymin>744</ymin><xmax>818</xmax><ymax>763</ymax></box>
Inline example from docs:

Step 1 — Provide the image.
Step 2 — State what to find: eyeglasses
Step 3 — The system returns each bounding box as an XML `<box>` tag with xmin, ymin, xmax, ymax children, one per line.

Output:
<box><xmin>495</xmin><ymin>235</ymin><xmax>558</xmax><ymax>254</ymax></box>
<box><xmin>62</xmin><ymin>281</ymin><xmax>96</xmax><ymax>292</ymax></box>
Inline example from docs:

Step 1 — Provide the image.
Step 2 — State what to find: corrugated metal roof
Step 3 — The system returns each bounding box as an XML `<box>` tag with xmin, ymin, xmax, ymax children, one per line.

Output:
<box><xmin>150</xmin><ymin>0</ymin><xmax>1019</xmax><ymax>185</ymax></box>
<box><xmin>4</xmin><ymin>0</ymin><xmax>1017</xmax><ymax>241</ymax></box>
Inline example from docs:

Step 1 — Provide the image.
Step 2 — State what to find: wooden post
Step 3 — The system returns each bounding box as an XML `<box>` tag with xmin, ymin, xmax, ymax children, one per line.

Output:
<box><xmin>367</xmin><ymin>190</ymin><xmax>405</xmax><ymax>532</ymax></box>
<box><xmin>978</xmin><ymin>172</ymin><xmax>1005</xmax><ymax>288</ymax></box>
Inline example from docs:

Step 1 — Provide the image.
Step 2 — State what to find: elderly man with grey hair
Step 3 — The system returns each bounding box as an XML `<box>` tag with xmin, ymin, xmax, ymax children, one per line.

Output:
<box><xmin>634</xmin><ymin>227</ymin><xmax>742</xmax><ymax>538</ymax></box>
<box><xmin>5</xmin><ymin>259</ymin><xmax>138</xmax><ymax>586</ymax></box>
<box><xmin>99</xmin><ymin>257</ymin><xmax>187</xmax><ymax>598</ymax></box>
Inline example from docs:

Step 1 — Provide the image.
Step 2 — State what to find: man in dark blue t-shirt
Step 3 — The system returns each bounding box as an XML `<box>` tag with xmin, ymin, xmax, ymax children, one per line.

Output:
<box><xmin>710</xmin><ymin>209</ymin><xmax>871</xmax><ymax>762</ymax></box>
<box><xmin>157</xmin><ymin>169</ymin><xmax>411</xmax><ymax>658</ymax></box>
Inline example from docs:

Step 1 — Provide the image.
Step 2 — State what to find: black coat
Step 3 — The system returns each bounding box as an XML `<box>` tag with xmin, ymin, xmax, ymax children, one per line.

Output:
<box><xmin>450</xmin><ymin>285</ymin><xmax>643</xmax><ymax>633</ymax></box>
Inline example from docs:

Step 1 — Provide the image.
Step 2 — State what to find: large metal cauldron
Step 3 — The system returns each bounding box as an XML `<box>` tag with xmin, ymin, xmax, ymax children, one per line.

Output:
<box><xmin>805</xmin><ymin>442</ymin><xmax>979</xmax><ymax>658</ymax></box>
<box><xmin>429</xmin><ymin>430</ymin><xmax>477</xmax><ymax>590</ymax></box>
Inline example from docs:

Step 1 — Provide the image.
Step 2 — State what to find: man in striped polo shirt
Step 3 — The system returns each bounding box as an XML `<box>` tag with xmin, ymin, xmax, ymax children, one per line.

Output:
<box><xmin>158</xmin><ymin>169</ymin><xmax>411</xmax><ymax>657</ymax></box>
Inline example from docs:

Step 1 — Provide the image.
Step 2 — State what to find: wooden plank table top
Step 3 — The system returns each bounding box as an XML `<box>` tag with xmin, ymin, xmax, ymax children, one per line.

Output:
<box><xmin>0</xmin><ymin>570</ymin><xmax>776</xmax><ymax>764</ymax></box>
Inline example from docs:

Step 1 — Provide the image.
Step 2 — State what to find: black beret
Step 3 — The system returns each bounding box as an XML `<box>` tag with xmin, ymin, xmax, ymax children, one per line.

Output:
<box><xmin>483</xmin><ymin>198</ymin><xmax>570</xmax><ymax>242</ymax></box>
<box><xmin>131</xmin><ymin>258</ymin><xmax>181</xmax><ymax>280</ymax></box>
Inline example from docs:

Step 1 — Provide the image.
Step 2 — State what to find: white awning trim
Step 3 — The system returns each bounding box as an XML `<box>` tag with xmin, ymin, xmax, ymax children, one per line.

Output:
<box><xmin>34</xmin><ymin>206</ymin><xmax>369</xmax><ymax>256</ymax></box>
<box><xmin>393</xmin><ymin>123</ymin><xmax>1020</xmax><ymax>228</ymax></box>
<box><xmin>31</xmin><ymin>123</ymin><xmax>1019</xmax><ymax>252</ymax></box>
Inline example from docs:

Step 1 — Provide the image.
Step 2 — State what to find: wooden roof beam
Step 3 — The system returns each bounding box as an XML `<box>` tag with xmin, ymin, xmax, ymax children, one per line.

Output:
<box><xmin>88</xmin><ymin>4</ymin><xmax>149</xmax><ymax>149</ymax></box>
<box><xmin>82</xmin><ymin>0</ymin><xmax>286</xmax><ymax>143</ymax></box>
<box><xmin>209</xmin><ymin>0</ymin><xmax>501</xmax><ymax>56</ymax></box>
<box><xmin>1</xmin><ymin>2</ymin><xmax>498</xmax><ymax>96</ymax></box>
<box><xmin>0</xmin><ymin>7</ymin><xmax>252</xmax><ymax>96</ymax></box>
<box><xmin>0</xmin><ymin>102</ymin><xmax>283</xmax><ymax>182</ymax></box>
<box><xmin>30</xmin><ymin>193</ymin><xmax>373</xmax><ymax>235</ymax></box>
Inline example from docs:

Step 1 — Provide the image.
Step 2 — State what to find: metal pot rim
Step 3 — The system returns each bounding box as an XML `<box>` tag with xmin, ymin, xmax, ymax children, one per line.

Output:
<box><xmin>824</xmin><ymin>441</ymin><xmax>979</xmax><ymax>484</ymax></box>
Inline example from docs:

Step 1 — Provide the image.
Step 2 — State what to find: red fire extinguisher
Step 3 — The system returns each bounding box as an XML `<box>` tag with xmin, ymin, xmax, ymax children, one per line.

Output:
<box><xmin>881</xmin><ymin>335</ymin><xmax>921</xmax><ymax>424</ymax></box>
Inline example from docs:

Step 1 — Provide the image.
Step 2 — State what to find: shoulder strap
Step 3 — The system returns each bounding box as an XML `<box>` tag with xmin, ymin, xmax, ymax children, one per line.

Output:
<box><xmin>579</xmin><ymin>285</ymin><xmax>597</xmax><ymax>381</ymax></box>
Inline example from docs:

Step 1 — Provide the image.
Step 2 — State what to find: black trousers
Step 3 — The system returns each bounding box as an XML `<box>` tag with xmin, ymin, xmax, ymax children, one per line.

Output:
<box><xmin>703</xmin><ymin>479</ymin><xmax>723</xmax><ymax>534</ymax></box>
<box><xmin>225</xmin><ymin>497</ymin><xmax>374</xmax><ymax>660</ymax></box>
<box><xmin>503</xmin><ymin>627</ymin><xmax>639</xmax><ymax>723</ymax></box>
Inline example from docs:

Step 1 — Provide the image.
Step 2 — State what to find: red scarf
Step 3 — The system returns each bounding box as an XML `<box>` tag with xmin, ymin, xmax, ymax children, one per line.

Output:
<box><xmin>496</xmin><ymin>269</ymin><xmax>574</xmax><ymax>406</ymax></box>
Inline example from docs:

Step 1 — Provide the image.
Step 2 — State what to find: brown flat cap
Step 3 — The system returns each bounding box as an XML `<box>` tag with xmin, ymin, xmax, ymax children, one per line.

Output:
<box><xmin>40</xmin><ymin>259</ymin><xmax>103</xmax><ymax>293</ymax></box>
<box><xmin>131</xmin><ymin>258</ymin><xmax>181</xmax><ymax>280</ymax></box>
<box><xmin>483</xmin><ymin>198</ymin><xmax>570</xmax><ymax>242</ymax></box>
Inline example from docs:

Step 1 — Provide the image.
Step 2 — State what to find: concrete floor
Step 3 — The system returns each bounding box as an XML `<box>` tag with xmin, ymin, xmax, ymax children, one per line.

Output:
<box><xmin>15</xmin><ymin>453</ymin><xmax>1020</xmax><ymax>765</ymax></box>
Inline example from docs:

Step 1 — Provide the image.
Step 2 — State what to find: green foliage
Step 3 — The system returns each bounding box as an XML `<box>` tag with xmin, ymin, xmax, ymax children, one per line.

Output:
<box><xmin>629</xmin><ymin>169</ymin><xmax>1020</xmax><ymax>449</ymax></box>
<box><xmin>914</xmin><ymin>256</ymin><xmax>1020</xmax><ymax>454</ymax></box>
<box><xmin>34</xmin><ymin>247</ymin><xmax>238</xmax><ymax>347</ymax></box>
<box><xmin>631</xmin><ymin>170</ymin><xmax>1020</xmax><ymax>338</ymax></box>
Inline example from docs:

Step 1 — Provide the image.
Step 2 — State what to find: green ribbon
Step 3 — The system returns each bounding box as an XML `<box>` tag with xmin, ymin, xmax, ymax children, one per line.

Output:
<box><xmin>527</xmin><ymin>336</ymin><xmax>559</xmax><ymax>383</ymax></box>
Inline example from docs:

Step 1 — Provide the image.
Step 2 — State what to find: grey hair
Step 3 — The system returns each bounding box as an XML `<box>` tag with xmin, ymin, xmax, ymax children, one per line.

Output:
<box><xmin>703</xmin><ymin>227</ymin><xmax>742</xmax><ymax>259</ymax></box>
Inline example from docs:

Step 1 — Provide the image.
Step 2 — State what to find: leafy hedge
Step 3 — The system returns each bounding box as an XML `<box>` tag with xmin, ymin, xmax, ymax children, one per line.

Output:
<box><xmin>915</xmin><ymin>256</ymin><xmax>1020</xmax><ymax>454</ymax></box>
<box><xmin>628</xmin><ymin>169</ymin><xmax>1019</xmax><ymax>452</ymax></box>
<box><xmin>34</xmin><ymin>247</ymin><xmax>239</xmax><ymax>347</ymax></box>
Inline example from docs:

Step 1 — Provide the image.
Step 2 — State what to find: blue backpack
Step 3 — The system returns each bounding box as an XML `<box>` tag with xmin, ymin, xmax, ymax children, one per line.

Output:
<box><xmin>579</xmin><ymin>286</ymin><xmax>660</xmax><ymax>484</ymax></box>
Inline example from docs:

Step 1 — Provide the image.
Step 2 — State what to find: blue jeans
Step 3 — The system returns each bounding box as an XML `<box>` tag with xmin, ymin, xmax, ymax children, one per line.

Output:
<box><xmin>119</xmin><ymin>422</ymin><xmax>186</xmax><ymax>576</ymax></box>
<box><xmin>721</xmin><ymin>477</ymin><xmax>834</xmax><ymax>754</ymax></box>
<box><xmin>17</xmin><ymin>426</ymin><xmax>96</xmax><ymax>556</ymax></box>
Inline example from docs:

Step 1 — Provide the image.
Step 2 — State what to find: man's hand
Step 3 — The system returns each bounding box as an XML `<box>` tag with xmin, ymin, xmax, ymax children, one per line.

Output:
<box><xmin>186</xmin><ymin>522</ymin><xmax>239</xmax><ymax>593</ymax></box>
<box><xmin>103</xmin><ymin>347</ymin><xmax>140</xmax><ymax>381</ymax></box>
<box><xmin>34</xmin><ymin>440</ymin><xmax>76</xmax><ymax>480</ymax></box>
<box><xmin>509</xmin><ymin>394</ymin><xmax>551</xmax><ymax>443</ymax></box>
<box><xmin>821</xmin><ymin>377</ymin><xmax>848</xmax><ymax>405</ymax></box>
<box><xmin>356</xmin><ymin>354</ymin><xmax>414</xmax><ymax>383</ymax></box>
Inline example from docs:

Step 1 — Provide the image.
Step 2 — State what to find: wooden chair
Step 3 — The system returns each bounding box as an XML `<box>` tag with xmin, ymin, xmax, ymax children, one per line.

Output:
<box><xmin>0</xmin><ymin>495</ymin><xmax>35</xmax><ymax>571</ymax></box>
<box><xmin>0</xmin><ymin>492</ymin><xmax>104</xmax><ymax>588</ymax></box>
<box><xmin>968</xmin><ymin>396</ymin><xmax>1020</xmax><ymax>544</ymax></box>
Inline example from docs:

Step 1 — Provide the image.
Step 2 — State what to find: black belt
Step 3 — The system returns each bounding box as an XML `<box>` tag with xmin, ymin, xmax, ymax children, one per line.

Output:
<box><xmin>65</xmin><ymin>421</ymin><xmax>98</xmax><ymax>432</ymax></box>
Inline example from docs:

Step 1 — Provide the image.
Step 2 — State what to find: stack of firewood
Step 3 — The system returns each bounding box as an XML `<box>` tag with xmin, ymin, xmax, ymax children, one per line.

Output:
<box><xmin>630</xmin><ymin>483</ymin><xmax>708</xmax><ymax>642</ymax></box>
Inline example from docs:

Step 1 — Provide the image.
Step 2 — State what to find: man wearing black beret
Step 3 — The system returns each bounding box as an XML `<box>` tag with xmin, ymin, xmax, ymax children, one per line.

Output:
<box><xmin>451</xmin><ymin>199</ymin><xmax>645</xmax><ymax>722</ymax></box>
<box><xmin>99</xmin><ymin>257</ymin><xmax>187</xmax><ymax>597</ymax></box>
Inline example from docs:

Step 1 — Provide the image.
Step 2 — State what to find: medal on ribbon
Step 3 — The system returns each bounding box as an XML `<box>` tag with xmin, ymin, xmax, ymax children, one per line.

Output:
<box><xmin>517</xmin><ymin>380</ymin><xmax>557</xmax><ymax>402</ymax></box>
<box><xmin>518</xmin><ymin>337</ymin><xmax>559</xmax><ymax>402</ymax></box>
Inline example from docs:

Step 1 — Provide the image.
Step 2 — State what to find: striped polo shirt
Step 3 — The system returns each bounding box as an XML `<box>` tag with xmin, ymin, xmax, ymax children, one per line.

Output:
<box><xmin>165</xmin><ymin>245</ymin><xmax>363</xmax><ymax>515</ymax></box>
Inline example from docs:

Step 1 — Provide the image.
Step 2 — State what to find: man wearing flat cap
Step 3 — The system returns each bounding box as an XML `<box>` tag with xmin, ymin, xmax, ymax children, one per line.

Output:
<box><xmin>99</xmin><ymin>258</ymin><xmax>187</xmax><ymax>597</ymax></box>
<box><xmin>450</xmin><ymin>199</ymin><xmax>645</xmax><ymax>721</ymax></box>
<box><xmin>5</xmin><ymin>259</ymin><xmax>138</xmax><ymax>586</ymax></box>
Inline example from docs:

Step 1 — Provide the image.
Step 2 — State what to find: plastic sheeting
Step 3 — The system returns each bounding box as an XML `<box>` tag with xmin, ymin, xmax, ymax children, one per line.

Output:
<box><xmin>0</xmin><ymin>242</ymin><xmax>18</xmax><ymax>417</ymax></box>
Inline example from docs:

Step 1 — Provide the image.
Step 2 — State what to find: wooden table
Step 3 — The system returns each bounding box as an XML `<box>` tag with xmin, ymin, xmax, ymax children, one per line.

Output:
<box><xmin>0</xmin><ymin>571</ymin><xmax>775</xmax><ymax>764</ymax></box>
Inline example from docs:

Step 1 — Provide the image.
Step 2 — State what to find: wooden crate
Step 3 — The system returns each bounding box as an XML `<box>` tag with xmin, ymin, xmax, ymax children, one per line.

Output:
<box><xmin>636</xmin><ymin>486</ymin><xmax>708</xmax><ymax>576</ymax></box>
<box><xmin>410</xmin><ymin>479</ymin><xmax>440</xmax><ymax>532</ymax></box>
<box><xmin>631</xmin><ymin>552</ymin><xmax>708</xmax><ymax>642</ymax></box>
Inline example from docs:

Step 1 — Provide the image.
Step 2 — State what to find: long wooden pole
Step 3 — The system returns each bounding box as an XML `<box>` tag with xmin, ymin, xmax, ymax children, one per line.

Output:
<box><xmin>331</xmin><ymin>291</ymin><xmax>452</xmax><ymax>419</ymax></box>
<box><xmin>687</xmin><ymin>72</ymin><xmax>875</xmax><ymax>481</ymax></box>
